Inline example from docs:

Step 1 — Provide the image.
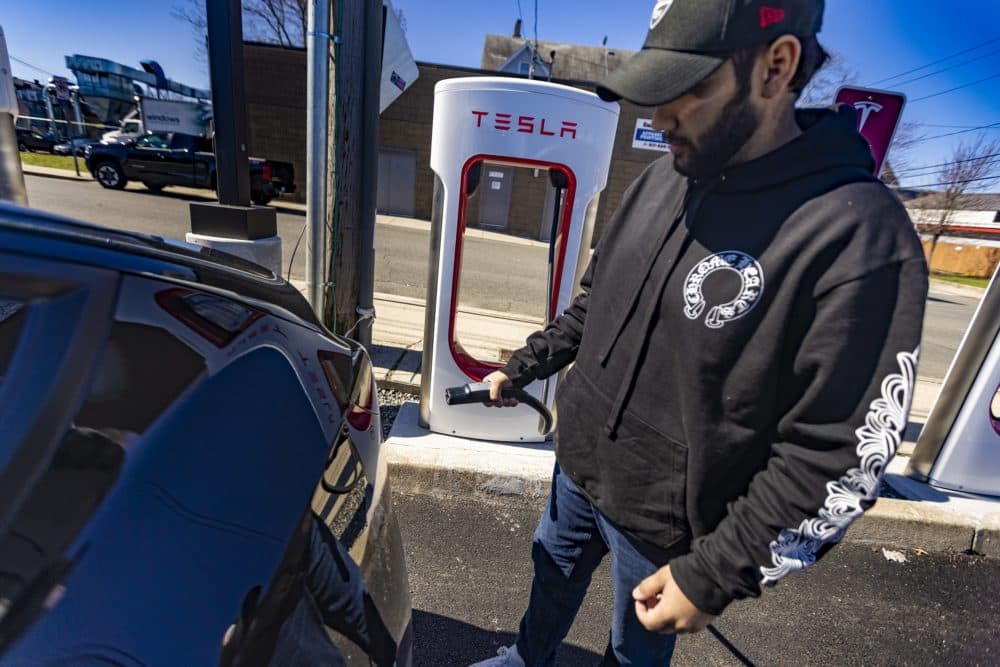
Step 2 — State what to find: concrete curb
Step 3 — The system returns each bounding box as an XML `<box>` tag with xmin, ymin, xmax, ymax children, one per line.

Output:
<box><xmin>388</xmin><ymin>455</ymin><xmax>994</xmax><ymax>557</ymax></box>
<box><xmin>388</xmin><ymin>455</ymin><xmax>993</xmax><ymax>556</ymax></box>
<box><xmin>22</xmin><ymin>164</ymin><xmax>92</xmax><ymax>182</ymax></box>
<box><xmin>382</xmin><ymin>399</ymin><xmax>997</xmax><ymax>558</ymax></box>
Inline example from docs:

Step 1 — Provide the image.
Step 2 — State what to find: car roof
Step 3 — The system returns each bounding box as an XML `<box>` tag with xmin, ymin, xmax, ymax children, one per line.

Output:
<box><xmin>0</xmin><ymin>202</ymin><xmax>322</xmax><ymax>328</ymax></box>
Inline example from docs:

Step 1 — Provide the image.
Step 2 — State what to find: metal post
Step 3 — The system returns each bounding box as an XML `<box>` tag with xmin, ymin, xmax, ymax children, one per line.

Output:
<box><xmin>0</xmin><ymin>114</ymin><xmax>28</xmax><ymax>206</ymax></box>
<box><xmin>306</xmin><ymin>0</ymin><xmax>332</xmax><ymax>318</ymax></box>
<box><xmin>205</xmin><ymin>0</ymin><xmax>251</xmax><ymax>207</ymax></box>
<box><xmin>64</xmin><ymin>101</ymin><xmax>80</xmax><ymax>177</ymax></box>
<box><xmin>0</xmin><ymin>26</ymin><xmax>27</xmax><ymax>206</ymax></box>
<box><xmin>355</xmin><ymin>0</ymin><xmax>382</xmax><ymax>349</ymax></box>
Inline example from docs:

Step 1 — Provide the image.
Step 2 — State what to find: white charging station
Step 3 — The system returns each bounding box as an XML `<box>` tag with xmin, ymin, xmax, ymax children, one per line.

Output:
<box><xmin>417</xmin><ymin>77</ymin><xmax>619</xmax><ymax>443</ymax></box>
<box><xmin>906</xmin><ymin>264</ymin><xmax>1000</xmax><ymax>496</ymax></box>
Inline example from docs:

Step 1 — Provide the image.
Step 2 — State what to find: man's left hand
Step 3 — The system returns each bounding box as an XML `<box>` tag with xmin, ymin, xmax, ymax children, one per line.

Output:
<box><xmin>633</xmin><ymin>565</ymin><xmax>716</xmax><ymax>634</ymax></box>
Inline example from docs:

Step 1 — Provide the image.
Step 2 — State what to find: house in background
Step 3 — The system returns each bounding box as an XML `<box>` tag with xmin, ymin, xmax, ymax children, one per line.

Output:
<box><xmin>481</xmin><ymin>21</ymin><xmax>636</xmax><ymax>82</ymax></box>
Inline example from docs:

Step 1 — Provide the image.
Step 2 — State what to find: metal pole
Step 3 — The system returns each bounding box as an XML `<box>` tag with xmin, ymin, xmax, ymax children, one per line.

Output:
<box><xmin>205</xmin><ymin>0</ymin><xmax>252</xmax><ymax>207</ymax></box>
<box><xmin>0</xmin><ymin>114</ymin><xmax>28</xmax><ymax>206</ymax></box>
<box><xmin>306</xmin><ymin>0</ymin><xmax>331</xmax><ymax>318</ymax></box>
<box><xmin>355</xmin><ymin>0</ymin><xmax>382</xmax><ymax>349</ymax></box>
<box><xmin>65</xmin><ymin>101</ymin><xmax>80</xmax><ymax>177</ymax></box>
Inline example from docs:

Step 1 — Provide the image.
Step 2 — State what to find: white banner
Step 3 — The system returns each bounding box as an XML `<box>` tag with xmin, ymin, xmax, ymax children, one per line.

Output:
<box><xmin>141</xmin><ymin>97</ymin><xmax>211</xmax><ymax>136</ymax></box>
<box><xmin>380</xmin><ymin>0</ymin><xmax>419</xmax><ymax>114</ymax></box>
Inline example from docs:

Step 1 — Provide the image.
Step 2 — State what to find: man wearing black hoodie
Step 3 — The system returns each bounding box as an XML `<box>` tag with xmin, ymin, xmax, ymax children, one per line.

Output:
<box><xmin>470</xmin><ymin>1</ymin><xmax>928</xmax><ymax>666</ymax></box>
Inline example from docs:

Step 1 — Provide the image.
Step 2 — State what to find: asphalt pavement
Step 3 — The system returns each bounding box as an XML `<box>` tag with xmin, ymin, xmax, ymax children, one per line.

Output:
<box><xmin>396</xmin><ymin>491</ymin><xmax>1000</xmax><ymax>667</ymax></box>
<box><xmin>22</xmin><ymin>174</ymin><xmax>551</xmax><ymax>315</ymax></box>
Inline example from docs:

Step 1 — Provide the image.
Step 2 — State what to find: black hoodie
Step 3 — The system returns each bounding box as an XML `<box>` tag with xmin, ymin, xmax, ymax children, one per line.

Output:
<box><xmin>501</xmin><ymin>107</ymin><xmax>928</xmax><ymax>615</ymax></box>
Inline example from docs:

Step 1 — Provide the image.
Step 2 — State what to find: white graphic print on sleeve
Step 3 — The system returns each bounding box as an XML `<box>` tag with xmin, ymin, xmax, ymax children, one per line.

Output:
<box><xmin>759</xmin><ymin>348</ymin><xmax>919</xmax><ymax>586</ymax></box>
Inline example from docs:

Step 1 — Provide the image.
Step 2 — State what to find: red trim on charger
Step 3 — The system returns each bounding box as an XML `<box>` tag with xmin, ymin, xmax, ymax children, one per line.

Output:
<box><xmin>448</xmin><ymin>154</ymin><xmax>578</xmax><ymax>381</ymax></box>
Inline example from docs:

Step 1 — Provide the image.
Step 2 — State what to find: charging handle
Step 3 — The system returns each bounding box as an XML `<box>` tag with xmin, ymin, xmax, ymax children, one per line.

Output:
<box><xmin>444</xmin><ymin>382</ymin><xmax>554</xmax><ymax>436</ymax></box>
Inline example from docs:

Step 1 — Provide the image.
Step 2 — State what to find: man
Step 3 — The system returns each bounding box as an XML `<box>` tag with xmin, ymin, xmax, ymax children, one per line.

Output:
<box><xmin>471</xmin><ymin>0</ymin><xmax>928</xmax><ymax>665</ymax></box>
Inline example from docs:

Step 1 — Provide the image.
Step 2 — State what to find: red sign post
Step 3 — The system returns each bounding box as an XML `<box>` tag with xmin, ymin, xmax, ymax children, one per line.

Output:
<box><xmin>835</xmin><ymin>86</ymin><xmax>906</xmax><ymax>177</ymax></box>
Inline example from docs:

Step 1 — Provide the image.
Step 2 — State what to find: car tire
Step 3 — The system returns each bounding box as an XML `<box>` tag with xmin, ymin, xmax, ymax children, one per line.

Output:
<box><xmin>143</xmin><ymin>182</ymin><xmax>165</xmax><ymax>193</ymax></box>
<box><xmin>18</xmin><ymin>142</ymin><xmax>26</xmax><ymax>152</ymax></box>
<box><xmin>251</xmin><ymin>194</ymin><xmax>272</xmax><ymax>206</ymax></box>
<box><xmin>95</xmin><ymin>161</ymin><xmax>127</xmax><ymax>190</ymax></box>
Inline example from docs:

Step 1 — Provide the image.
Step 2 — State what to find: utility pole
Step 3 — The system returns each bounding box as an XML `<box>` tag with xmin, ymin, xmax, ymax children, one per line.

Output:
<box><xmin>187</xmin><ymin>0</ymin><xmax>281</xmax><ymax>276</ymax></box>
<box><xmin>325</xmin><ymin>0</ymin><xmax>381</xmax><ymax>348</ymax></box>
<box><xmin>306</xmin><ymin>0</ymin><xmax>332</xmax><ymax>318</ymax></box>
<box><xmin>0</xmin><ymin>25</ymin><xmax>28</xmax><ymax>207</ymax></box>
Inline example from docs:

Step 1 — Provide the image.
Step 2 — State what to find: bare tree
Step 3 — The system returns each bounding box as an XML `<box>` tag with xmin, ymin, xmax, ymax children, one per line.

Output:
<box><xmin>797</xmin><ymin>50</ymin><xmax>857</xmax><ymax>107</ymax></box>
<box><xmin>173</xmin><ymin>0</ymin><xmax>308</xmax><ymax>54</ymax></box>
<box><xmin>924</xmin><ymin>134</ymin><xmax>1000</xmax><ymax>268</ymax></box>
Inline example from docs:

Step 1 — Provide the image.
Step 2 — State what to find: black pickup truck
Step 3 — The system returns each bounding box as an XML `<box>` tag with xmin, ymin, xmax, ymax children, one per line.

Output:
<box><xmin>84</xmin><ymin>132</ymin><xmax>295</xmax><ymax>205</ymax></box>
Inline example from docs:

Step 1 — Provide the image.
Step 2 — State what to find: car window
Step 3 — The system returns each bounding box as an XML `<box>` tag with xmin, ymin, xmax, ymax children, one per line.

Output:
<box><xmin>135</xmin><ymin>134</ymin><xmax>169</xmax><ymax>149</ymax></box>
<box><xmin>0</xmin><ymin>298</ymin><xmax>26</xmax><ymax>388</ymax></box>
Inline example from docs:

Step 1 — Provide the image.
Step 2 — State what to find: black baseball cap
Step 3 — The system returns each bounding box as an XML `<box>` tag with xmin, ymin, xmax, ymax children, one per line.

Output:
<box><xmin>597</xmin><ymin>0</ymin><xmax>824</xmax><ymax>107</ymax></box>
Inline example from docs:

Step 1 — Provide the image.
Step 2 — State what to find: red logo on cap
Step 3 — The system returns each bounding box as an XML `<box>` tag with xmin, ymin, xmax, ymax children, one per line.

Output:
<box><xmin>760</xmin><ymin>6</ymin><xmax>785</xmax><ymax>28</ymax></box>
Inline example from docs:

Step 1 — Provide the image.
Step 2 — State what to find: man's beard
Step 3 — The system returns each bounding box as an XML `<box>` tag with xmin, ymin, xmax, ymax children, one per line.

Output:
<box><xmin>671</xmin><ymin>81</ymin><xmax>760</xmax><ymax>180</ymax></box>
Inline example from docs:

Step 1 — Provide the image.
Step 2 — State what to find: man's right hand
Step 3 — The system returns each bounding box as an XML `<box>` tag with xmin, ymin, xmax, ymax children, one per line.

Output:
<box><xmin>483</xmin><ymin>371</ymin><xmax>519</xmax><ymax>407</ymax></box>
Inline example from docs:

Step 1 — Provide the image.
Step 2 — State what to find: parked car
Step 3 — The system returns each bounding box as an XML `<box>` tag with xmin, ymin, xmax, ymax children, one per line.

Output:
<box><xmin>100</xmin><ymin>117</ymin><xmax>144</xmax><ymax>144</ymax></box>
<box><xmin>15</xmin><ymin>128</ymin><xmax>58</xmax><ymax>153</ymax></box>
<box><xmin>53</xmin><ymin>137</ymin><xmax>98</xmax><ymax>156</ymax></box>
<box><xmin>85</xmin><ymin>132</ymin><xmax>296</xmax><ymax>205</ymax></box>
<box><xmin>0</xmin><ymin>202</ymin><xmax>412</xmax><ymax>666</ymax></box>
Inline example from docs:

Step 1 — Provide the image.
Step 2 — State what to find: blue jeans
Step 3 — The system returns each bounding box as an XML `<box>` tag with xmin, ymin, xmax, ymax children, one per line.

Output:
<box><xmin>515</xmin><ymin>465</ymin><xmax>678</xmax><ymax>666</ymax></box>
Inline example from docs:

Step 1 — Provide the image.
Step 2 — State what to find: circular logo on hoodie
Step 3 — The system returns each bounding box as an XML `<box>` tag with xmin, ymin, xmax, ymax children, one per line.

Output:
<box><xmin>650</xmin><ymin>0</ymin><xmax>675</xmax><ymax>29</ymax></box>
<box><xmin>683</xmin><ymin>251</ymin><xmax>765</xmax><ymax>329</ymax></box>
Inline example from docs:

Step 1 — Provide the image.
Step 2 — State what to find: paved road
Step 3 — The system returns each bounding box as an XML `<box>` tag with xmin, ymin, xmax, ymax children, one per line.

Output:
<box><xmin>23</xmin><ymin>174</ymin><xmax>980</xmax><ymax>380</ymax></box>
<box><xmin>395</xmin><ymin>491</ymin><xmax>999</xmax><ymax>667</ymax></box>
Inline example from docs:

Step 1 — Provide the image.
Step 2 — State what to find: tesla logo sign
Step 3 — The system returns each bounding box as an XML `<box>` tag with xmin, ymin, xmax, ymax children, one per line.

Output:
<box><xmin>853</xmin><ymin>101</ymin><xmax>883</xmax><ymax>132</ymax></box>
<box><xmin>835</xmin><ymin>87</ymin><xmax>906</xmax><ymax>177</ymax></box>
<box><xmin>471</xmin><ymin>110</ymin><xmax>578</xmax><ymax>139</ymax></box>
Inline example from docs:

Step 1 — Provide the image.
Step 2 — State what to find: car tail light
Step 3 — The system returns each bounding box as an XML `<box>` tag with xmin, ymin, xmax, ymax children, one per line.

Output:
<box><xmin>262</xmin><ymin>164</ymin><xmax>272</xmax><ymax>183</ymax></box>
<box><xmin>317</xmin><ymin>349</ymin><xmax>375</xmax><ymax>431</ymax></box>
<box><xmin>347</xmin><ymin>371</ymin><xmax>375</xmax><ymax>431</ymax></box>
<box><xmin>156</xmin><ymin>288</ymin><xmax>263</xmax><ymax>348</ymax></box>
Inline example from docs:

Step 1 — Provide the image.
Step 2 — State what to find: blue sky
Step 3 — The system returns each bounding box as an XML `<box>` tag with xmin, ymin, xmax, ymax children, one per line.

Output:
<box><xmin>5</xmin><ymin>1</ymin><xmax>999</xmax><ymax>189</ymax></box>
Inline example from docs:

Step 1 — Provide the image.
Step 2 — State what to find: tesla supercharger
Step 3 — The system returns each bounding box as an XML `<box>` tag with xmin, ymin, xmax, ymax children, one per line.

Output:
<box><xmin>419</xmin><ymin>77</ymin><xmax>619</xmax><ymax>443</ymax></box>
<box><xmin>907</xmin><ymin>264</ymin><xmax>1000</xmax><ymax>496</ymax></box>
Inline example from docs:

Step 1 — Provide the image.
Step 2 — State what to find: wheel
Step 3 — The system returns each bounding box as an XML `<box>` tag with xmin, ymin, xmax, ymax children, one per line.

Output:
<box><xmin>143</xmin><ymin>182</ymin><xmax>165</xmax><ymax>193</ymax></box>
<box><xmin>251</xmin><ymin>193</ymin><xmax>272</xmax><ymax>206</ymax></box>
<box><xmin>18</xmin><ymin>142</ymin><xmax>26</xmax><ymax>152</ymax></box>
<box><xmin>95</xmin><ymin>161</ymin><xmax>127</xmax><ymax>190</ymax></box>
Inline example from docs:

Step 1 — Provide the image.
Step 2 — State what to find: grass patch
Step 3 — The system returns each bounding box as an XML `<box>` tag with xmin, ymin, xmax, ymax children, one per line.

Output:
<box><xmin>931</xmin><ymin>273</ymin><xmax>990</xmax><ymax>290</ymax></box>
<box><xmin>19</xmin><ymin>152</ymin><xmax>85</xmax><ymax>172</ymax></box>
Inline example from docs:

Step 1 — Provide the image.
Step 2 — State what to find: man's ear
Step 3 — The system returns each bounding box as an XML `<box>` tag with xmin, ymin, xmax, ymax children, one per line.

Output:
<box><xmin>761</xmin><ymin>35</ymin><xmax>802</xmax><ymax>99</ymax></box>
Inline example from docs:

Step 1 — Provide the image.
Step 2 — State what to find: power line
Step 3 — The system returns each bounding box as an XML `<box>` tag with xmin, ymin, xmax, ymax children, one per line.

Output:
<box><xmin>920</xmin><ymin>121</ymin><xmax>1000</xmax><ymax>141</ymax></box>
<box><xmin>911</xmin><ymin>72</ymin><xmax>1000</xmax><ymax>102</ymax></box>
<box><xmin>896</xmin><ymin>152</ymin><xmax>1000</xmax><ymax>175</ymax></box>
<box><xmin>9</xmin><ymin>55</ymin><xmax>56</xmax><ymax>77</ymax></box>
<box><xmin>870</xmin><ymin>35</ymin><xmax>1000</xmax><ymax>86</ymax></box>
<box><xmin>904</xmin><ymin>174</ymin><xmax>1000</xmax><ymax>189</ymax></box>
<box><xmin>897</xmin><ymin>156</ymin><xmax>1000</xmax><ymax>177</ymax></box>
<box><xmin>922</xmin><ymin>123</ymin><xmax>997</xmax><ymax>129</ymax></box>
<box><xmin>891</xmin><ymin>47</ymin><xmax>1000</xmax><ymax>89</ymax></box>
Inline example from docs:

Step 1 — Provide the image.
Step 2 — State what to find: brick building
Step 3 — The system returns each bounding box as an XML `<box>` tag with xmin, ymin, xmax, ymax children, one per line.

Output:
<box><xmin>242</xmin><ymin>41</ymin><xmax>668</xmax><ymax>245</ymax></box>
